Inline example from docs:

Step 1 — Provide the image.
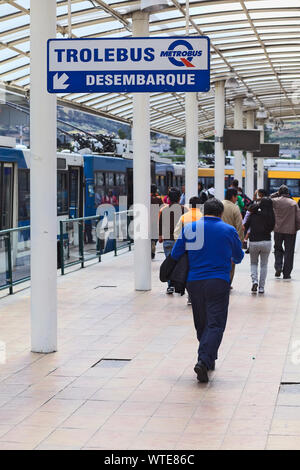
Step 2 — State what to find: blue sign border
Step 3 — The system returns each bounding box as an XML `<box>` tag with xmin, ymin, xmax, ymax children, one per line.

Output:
<box><xmin>47</xmin><ymin>36</ymin><xmax>210</xmax><ymax>94</ymax></box>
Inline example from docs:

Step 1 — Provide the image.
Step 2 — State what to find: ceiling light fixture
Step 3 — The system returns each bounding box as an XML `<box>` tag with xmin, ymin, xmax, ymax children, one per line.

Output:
<box><xmin>225</xmin><ymin>70</ymin><xmax>239</xmax><ymax>89</ymax></box>
<box><xmin>256</xmin><ymin>107</ymin><xmax>268</xmax><ymax>120</ymax></box>
<box><xmin>243</xmin><ymin>92</ymin><xmax>256</xmax><ymax>107</ymax></box>
<box><xmin>141</xmin><ymin>0</ymin><xmax>169</xmax><ymax>12</ymax></box>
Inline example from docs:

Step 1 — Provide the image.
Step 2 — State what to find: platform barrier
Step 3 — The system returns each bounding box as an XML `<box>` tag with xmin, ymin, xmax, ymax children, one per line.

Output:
<box><xmin>0</xmin><ymin>225</ymin><xmax>31</xmax><ymax>295</ymax></box>
<box><xmin>0</xmin><ymin>211</ymin><xmax>134</xmax><ymax>294</ymax></box>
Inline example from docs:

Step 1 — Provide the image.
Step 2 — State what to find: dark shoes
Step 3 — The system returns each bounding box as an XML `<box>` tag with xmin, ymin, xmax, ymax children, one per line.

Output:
<box><xmin>166</xmin><ymin>286</ymin><xmax>175</xmax><ymax>294</ymax></box>
<box><xmin>251</xmin><ymin>282</ymin><xmax>258</xmax><ymax>293</ymax></box>
<box><xmin>283</xmin><ymin>275</ymin><xmax>291</xmax><ymax>281</ymax></box>
<box><xmin>275</xmin><ymin>270</ymin><xmax>281</xmax><ymax>278</ymax></box>
<box><xmin>194</xmin><ymin>360</ymin><xmax>209</xmax><ymax>383</ymax></box>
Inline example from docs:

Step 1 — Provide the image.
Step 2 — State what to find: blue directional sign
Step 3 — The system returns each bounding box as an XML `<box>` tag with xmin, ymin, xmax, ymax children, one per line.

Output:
<box><xmin>47</xmin><ymin>37</ymin><xmax>210</xmax><ymax>94</ymax></box>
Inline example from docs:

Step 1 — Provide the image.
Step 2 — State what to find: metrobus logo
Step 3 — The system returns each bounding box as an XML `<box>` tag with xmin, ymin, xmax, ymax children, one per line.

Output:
<box><xmin>160</xmin><ymin>39</ymin><xmax>202</xmax><ymax>67</ymax></box>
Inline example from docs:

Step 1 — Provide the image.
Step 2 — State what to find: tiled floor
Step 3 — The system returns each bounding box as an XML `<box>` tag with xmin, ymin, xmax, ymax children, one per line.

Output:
<box><xmin>0</xmin><ymin>242</ymin><xmax>300</xmax><ymax>450</ymax></box>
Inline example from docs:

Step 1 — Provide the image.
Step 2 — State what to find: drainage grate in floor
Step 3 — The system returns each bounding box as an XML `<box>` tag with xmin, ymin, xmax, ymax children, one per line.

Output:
<box><xmin>94</xmin><ymin>285</ymin><xmax>117</xmax><ymax>289</ymax></box>
<box><xmin>91</xmin><ymin>358</ymin><xmax>131</xmax><ymax>368</ymax></box>
<box><xmin>280</xmin><ymin>382</ymin><xmax>300</xmax><ymax>388</ymax></box>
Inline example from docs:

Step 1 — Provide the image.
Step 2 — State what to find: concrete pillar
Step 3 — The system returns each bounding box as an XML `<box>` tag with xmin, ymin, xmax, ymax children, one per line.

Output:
<box><xmin>257</xmin><ymin>124</ymin><xmax>265</xmax><ymax>189</ymax></box>
<box><xmin>246</xmin><ymin>110</ymin><xmax>255</xmax><ymax>198</ymax></box>
<box><xmin>214</xmin><ymin>80</ymin><xmax>225</xmax><ymax>200</ymax></box>
<box><xmin>30</xmin><ymin>0</ymin><xmax>57</xmax><ymax>352</ymax></box>
<box><xmin>185</xmin><ymin>93</ymin><xmax>198</xmax><ymax>204</ymax></box>
<box><xmin>132</xmin><ymin>11</ymin><xmax>151</xmax><ymax>291</ymax></box>
<box><xmin>184</xmin><ymin>0</ymin><xmax>198</xmax><ymax>205</ymax></box>
<box><xmin>234</xmin><ymin>97</ymin><xmax>243</xmax><ymax>186</ymax></box>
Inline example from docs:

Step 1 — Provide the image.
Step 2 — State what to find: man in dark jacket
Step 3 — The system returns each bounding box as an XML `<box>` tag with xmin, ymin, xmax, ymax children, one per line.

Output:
<box><xmin>159</xmin><ymin>187</ymin><xmax>185</xmax><ymax>294</ymax></box>
<box><xmin>271</xmin><ymin>185</ymin><xmax>300</xmax><ymax>280</ymax></box>
<box><xmin>171</xmin><ymin>198</ymin><xmax>244</xmax><ymax>383</ymax></box>
<box><xmin>150</xmin><ymin>184</ymin><xmax>162</xmax><ymax>260</ymax></box>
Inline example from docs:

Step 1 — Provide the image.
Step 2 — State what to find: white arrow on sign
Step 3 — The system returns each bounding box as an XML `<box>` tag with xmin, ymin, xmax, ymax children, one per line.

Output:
<box><xmin>53</xmin><ymin>73</ymin><xmax>69</xmax><ymax>90</ymax></box>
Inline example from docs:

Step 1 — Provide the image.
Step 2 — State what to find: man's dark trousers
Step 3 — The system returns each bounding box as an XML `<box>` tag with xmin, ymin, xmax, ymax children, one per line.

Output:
<box><xmin>187</xmin><ymin>279</ymin><xmax>230</xmax><ymax>370</ymax></box>
<box><xmin>274</xmin><ymin>232</ymin><xmax>296</xmax><ymax>277</ymax></box>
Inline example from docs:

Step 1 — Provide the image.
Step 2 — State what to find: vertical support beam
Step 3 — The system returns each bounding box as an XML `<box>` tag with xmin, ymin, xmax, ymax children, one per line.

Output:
<box><xmin>132</xmin><ymin>11</ymin><xmax>151</xmax><ymax>291</ymax></box>
<box><xmin>233</xmin><ymin>97</ymin><xmax>243</xmax><ymax>186</ymax></box>
<box><xmin>214</xmin><ymin>80</ymin><xmax>225</xmax><ymax>200</ymax></box>
<box><xmin>246</xmin><ymin>110</ymin><xmax>255</xmax><ymax>198</ymax></box>
<box><xmin>68</xmin><ymin>0</ymin><xmax>72</xmax><ymax>38</ymax></box>
<box><xmin>30</xmin><ymin>0</ymin><xmax>57</xmax><ymax>352</ymax></box>
<box><xmin>185</xmin><ymin>93</ymin><xmax>199</xmax><ymax>204</ymax></box>
<box><xmin>184</xmin><ymin>0</ymin><xmax>198</xmax><ymax>204</ymax></box>
<box><xmin>257</xmin><ymin>124</ymin><xmax>265</xmax><ymax>189</ymax></box>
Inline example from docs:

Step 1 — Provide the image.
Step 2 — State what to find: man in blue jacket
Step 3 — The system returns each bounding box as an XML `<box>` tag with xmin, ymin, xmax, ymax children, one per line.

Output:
<box><xmin>171</xmin><ymin>198</ymin><xmax>244</xmax><ymax>383</ymax></box>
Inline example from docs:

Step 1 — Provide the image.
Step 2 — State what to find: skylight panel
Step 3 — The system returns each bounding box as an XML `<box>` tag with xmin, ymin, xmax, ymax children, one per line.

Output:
<box><xmin>0</xmin><ymin>4</ymin><xmax>18</xmax><ymax>17</ymax></box>
<box><xmin>0</xmin><ymin>15</ymin><xmax>29</xmax><ymax>35</ymax></box>
<box><xmin>2</xmin><ymin>67</ymin><xmax>29</xmax><ymax>81</ymax></box>
<box><xmin>0</xmin><ymin>56</ymin><xmax>29</xmax><ymax>75</ymax></box>
<box><xmin>14</xmin><ymin>0</ymin><xmax>30</xmax><ymax>8</ymax></box>
<box><xmin>245</xmin><ymin>0</ymin><xmax>300</xmax><ymax>8</ymax></box>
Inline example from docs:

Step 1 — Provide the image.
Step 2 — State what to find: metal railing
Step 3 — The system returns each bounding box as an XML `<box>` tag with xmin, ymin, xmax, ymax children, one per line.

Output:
<box><xmin>113</xmin><ymin>209</ymin><xmax>134</xmax><ymax>256</ymax></box>
<box><xmin>0</xmin><ymin>210</ymin><xmax>134</xmax><ymax>294</ymax></box>
<box><xmin>0</xmin><ymin>225</ymin><xmax>31</xmax><ymax>295</ymax></box>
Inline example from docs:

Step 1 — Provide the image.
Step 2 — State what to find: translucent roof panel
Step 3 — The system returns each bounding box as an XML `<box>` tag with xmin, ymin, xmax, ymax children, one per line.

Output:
<box><xmin>0</xmin><ymin>0</ymin><xmax>299</xmax><ymax>137</ymax></box>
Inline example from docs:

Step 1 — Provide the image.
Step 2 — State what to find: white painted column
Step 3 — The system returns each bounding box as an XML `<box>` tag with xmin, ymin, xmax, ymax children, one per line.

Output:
<box><xmin>184</xmin><ymin>0</ymin><xmax>198</xmax><ymax>205</ymax></box>
<box><xmin>246</xmin><ymin>110</ymin><xmax>255</xmax><ymax>198</ymax></box>
<box><xmin>233</xmin><ymin>97</ymin><xmax>243</xmax><ymax>185</ymax></box>
<box><xmin>185</xmin><ymin>93</ymin><xmax>198</xmax><ymax>204</ymax></box>
<box><xmin>214</xmin><ymin>80</ymin><xmax>225</xmax><ymax>200</ymax></box>
<box><xmin>132</xmin><ymin>11</ymin><xmax>151</xmax><ymax>291</ymax></box>
<box><xmin>257</xmin><ymin>124</ymin><xmax>265</xmax><ymax>189</ymax></box>
<box><xmin>30</xmin><ymin>0</ymin><xmax>57</xmax><ymax>352</ymax></box>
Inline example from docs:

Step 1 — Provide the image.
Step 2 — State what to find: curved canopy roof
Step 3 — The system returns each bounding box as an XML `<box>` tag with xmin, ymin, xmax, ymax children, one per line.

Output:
<box><xmin>1</xmin><ymin>0</ymin><xmax>300</xmax><ymax>137</ymax></box>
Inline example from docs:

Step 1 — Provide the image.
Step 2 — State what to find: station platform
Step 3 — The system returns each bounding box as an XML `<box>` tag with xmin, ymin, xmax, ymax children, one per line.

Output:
<box><xmin>0</xmin><ymin>244</ymin><xmax>300</xmax><ymax>450</ymax></box>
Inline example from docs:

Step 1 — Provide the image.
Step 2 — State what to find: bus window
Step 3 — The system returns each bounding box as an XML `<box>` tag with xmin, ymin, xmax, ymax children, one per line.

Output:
<box><xmin>57</xmin><ymin>171</ymin><xmax>69</xmax><ymax>215</ymax></box>
<box><xmin>18</xmin><ymin>169</ymin><xmax>30</xmax><ymax>222</ymax></box>
<box><xmin>268</xmin><ymin>178</ymin><xmax>285</xmax><ymax>195</ymax></box>
<box><xmin>0</xmin><ymin>163</ymin><xmax>14</xmax><ymax>230</ymax></box>
<box><xmin>107</xmin><ymin>172</ymin><xmax>114</xmax><ymax>187</ymax></box>
<box><xmin>94</xmin><ymin>171</ymin><xmax>105</xmax><ymax>206</ymax></box>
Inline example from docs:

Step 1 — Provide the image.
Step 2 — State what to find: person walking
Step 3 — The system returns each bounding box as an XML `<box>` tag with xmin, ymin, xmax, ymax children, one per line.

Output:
<box><xmin>171</xmin><ymin>198</ymin><xmax>244</xmax><ymax>382</ymax></box>
<box><xmin>179</xmin><ymin>185</ymin><xmax>185</xmax><ymax>205</ymax></box>
<box><xmin>222</xmin><ymin>188</ymin><xmax>244</xmax><ymax>285</ymax></box>
<box><xmin>173</xmin><ymin>196</ymin><xmax>203</xmax><ymax>241</ymax></box>
<box><xmin>159</xmin><ymin>187</ymin><xmax>185</xmax><ymax>294</ymax></box>
<box><xmin>244</xmin><ymin>198</ymin><xmax>275</xmax><ymax>294</ymax></box>
<box><xmin>228</xmin><ymin>179</ymin><xmax>244</xmax><ymax>213</ymax></box>
<box><xmin>173</xmin><ymin>196</ymin><xmax>203</xmax><ymax>305</ymax></box>
<box><xmin>271</xmin><ymin>185</ymin><xmax>300</xmax><ymax>280</ymax></box>
<box><xmin>150</xmin><ymin>184</ymin><xmax>163</xmax><ymax>260</ymax></box>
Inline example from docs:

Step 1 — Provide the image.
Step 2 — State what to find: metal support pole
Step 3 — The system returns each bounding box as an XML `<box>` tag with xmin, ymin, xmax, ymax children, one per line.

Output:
<box><xmin>30</xmin><ymin>0</ymin><xmax>57</xmax><ymax>353</ymax></box>
<box><xmin>5</xmin><ymin>234</ymin><xmax>13</xmax><ymax>295</ymax></box>
<box><xmin>234</xmin><ymin>97</ymin><xmax>243</xmax><ymax>185</ymax></box>
<box><xmin>214</xmin><ymin>80</ymin><xmax>225</xmax><ymax>200</ymax></box>
<box><xmin>257</xmin><ymin>124</ymin><xmax>265</xmax><ymax>189</ymax></box>
<box><xmin>68</xmin><ymin>0</ymin><xmax>72</xmax><ymax>38</ymax></box>
<box><xmin>185</xmin><ymin>0</ymin><xmax>198</xmax><ymax>204</ymax></box>
<box><xmin>132</xmin><ymin>11</ymin><xmax>151</xmax><ymax>291</ymax></box>
<box><xmin>185</xmin><ymin>93</ymin><xmax>199</xmax><ymax>204</ymax></box>
<box><xmin>246</xmin><ymin>110</ymin><xmax>255</xmax><ymax>198</ymax></box>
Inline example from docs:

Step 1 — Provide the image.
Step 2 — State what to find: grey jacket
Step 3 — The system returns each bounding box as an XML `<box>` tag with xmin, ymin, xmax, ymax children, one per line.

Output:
<box><xmin>271</xmin><ymin>196</ymin><xmax>300</xmax><ymax>234</ymax></box>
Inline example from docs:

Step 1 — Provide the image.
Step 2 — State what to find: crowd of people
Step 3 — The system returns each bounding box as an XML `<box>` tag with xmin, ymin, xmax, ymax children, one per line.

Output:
<box><xmin>156</xmin><ymin>180</ymin><xmax>300</xmax><ymax>383</ymax></box>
